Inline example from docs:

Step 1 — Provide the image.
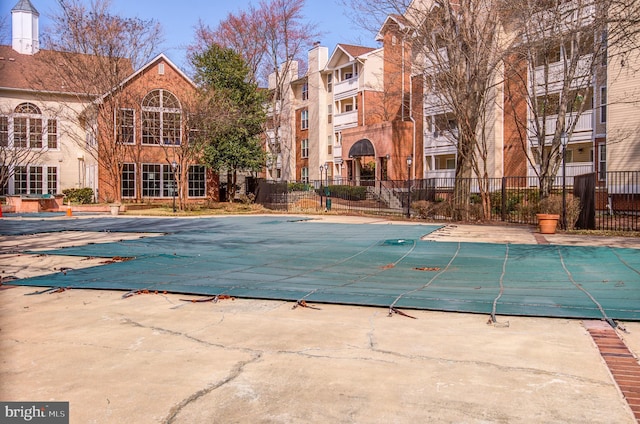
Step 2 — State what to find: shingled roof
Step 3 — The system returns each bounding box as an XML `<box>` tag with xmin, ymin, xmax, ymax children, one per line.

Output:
<box><xmin>336</xmin><ymin>44</ymin><xmax>377</xmax><ymax>59</ymax></box>
<box><xmin>0</xmin><ymin>45</ymin><xmax>133</xmax><ymax>96</ymax></box>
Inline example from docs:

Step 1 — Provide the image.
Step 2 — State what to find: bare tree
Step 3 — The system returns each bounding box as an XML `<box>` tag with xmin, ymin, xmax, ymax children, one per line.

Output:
<box><xmin>363</xmin><ymin>0</ymin><xmax>512</xmax><ymax>219</ymax></box>
<box><xmin>34</xmin><ymin>0</ymin><xmax>163</xmax><ymax>202</ymax></box>
<box><xmin>505</xmin><ymin>0</ymin><xmax>640</xmax><ymax>198</ymax></box>
<box><xmin>190</xmin><ymin>0</ymin><xmax>320</xmax><ymax>182</ymax></box>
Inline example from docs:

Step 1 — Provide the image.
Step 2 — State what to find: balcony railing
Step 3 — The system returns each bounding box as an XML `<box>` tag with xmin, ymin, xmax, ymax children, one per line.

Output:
<box><xmin>528</xmin><ymin>162</ymin><xmax>593</xmax><ymax>185</ymax></box>
<box><xmin>423</xmin><ymin>130</ymin><xmax>458</xmax><ymax>151</ymax></box>
<box><xmin>333</xmin><ymin>111</ymin><xmax>358</xmax><ymax>130</ymax></box>
<box><xmin>532</xmin><ymin>57</ymin><xmax>592</xmax><ymax>93</ymax></box>
<box><xmin>529</xmin><ymin>111</ymin><xmax>593</xmax><ymax>145</ymax></box>
<box><xmin>334</xmin><ymin>77</ymin><xmax>358</xmax><ymax>99</ymax></box>
<box><xmin>333</xmin><ymin>145</ymin><xmax>342</xmax><ymax>159</ymax></box>
<box><xmin>424</xmin><ymin>169</ymin><xmax>456</xmax><ymax>180</ymax></box>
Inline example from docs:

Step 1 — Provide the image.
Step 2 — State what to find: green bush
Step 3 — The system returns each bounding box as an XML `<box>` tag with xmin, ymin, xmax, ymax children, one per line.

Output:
<box><xmin>288</xmin><ymin>182</ymin><xmax>311</xmax><ymax>192</ymax></box>
<box><xmin>321</xmin><ymin>185</ymin><xmax>367</xmax><ymax>200</ymax></box>
<box><xmin>63</xmin><ymin>187</ymin><xmax>94</xmax><ymax>204</ymax></box>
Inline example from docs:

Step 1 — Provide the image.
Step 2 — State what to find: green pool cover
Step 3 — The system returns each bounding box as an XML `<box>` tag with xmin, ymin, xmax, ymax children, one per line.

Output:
<box><xmin>3</xmin><ymin>216</ymin><xmax>639</xmax><ymax>322</ymax></box>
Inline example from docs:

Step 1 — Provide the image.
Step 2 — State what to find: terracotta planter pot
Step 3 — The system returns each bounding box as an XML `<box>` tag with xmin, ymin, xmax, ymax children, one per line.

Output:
<box><xmin>537</xmin><ymin>213</ymin><xmax>559</xmax><ymax>234</ymax></box>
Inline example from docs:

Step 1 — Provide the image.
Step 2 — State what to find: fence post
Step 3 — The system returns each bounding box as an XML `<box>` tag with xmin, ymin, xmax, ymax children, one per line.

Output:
<box><xmin>501</xmin><ymin>177</ymin><xmax>507</xmax><ymax>222</ymax></box>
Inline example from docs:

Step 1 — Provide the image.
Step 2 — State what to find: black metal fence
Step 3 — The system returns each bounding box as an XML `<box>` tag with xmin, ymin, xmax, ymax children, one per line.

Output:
<box><xmin>253</xmin><ymin>171</ymin><xmax>640</xmax><ymax>232</ymax></box>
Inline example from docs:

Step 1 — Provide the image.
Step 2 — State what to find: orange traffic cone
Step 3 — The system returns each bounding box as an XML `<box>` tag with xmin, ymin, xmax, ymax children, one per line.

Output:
<box><xmin>0</xmin><ymin>205</ymin><xmax>3</xmax><ymax>218</ymax></box>
<box><xmin>66</xmin><ymin>205</ymin><xmax>72</xmax><ymax>217</ymax></box>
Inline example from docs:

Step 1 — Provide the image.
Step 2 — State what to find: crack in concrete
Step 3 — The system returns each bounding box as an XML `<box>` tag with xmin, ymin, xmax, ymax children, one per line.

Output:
<box><xmin>371</xmin><ymin>346</ymin><xmax>611</xmax><ymax>386</ymax></box>
<box><xmin>162</xmin><ymin>353</ymin><xmax>262</xmax><ymax>424</ymax></box>
<box><xmin>120</xmin><ymin>317</ymin><xmax>258</xmax><ymax>354</ymax></box>
<box><xmin>367</xmin><ymin>314</ymin><xmax>378</xmax><ymax>349</ymax></box>
<box><xmin>119</xmin><ymin>317</ymin><xmax>610</xmax><ymax>388</ymax></box>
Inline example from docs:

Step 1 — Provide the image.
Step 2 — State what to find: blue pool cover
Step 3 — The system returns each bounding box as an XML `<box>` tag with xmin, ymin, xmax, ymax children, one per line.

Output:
<box><xmin>2</xmin><ymin>215</ymin><xmax>639</xmax><ymax>322</ymax></box>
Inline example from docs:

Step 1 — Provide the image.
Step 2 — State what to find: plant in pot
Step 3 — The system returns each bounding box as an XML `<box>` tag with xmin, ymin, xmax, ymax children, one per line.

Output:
<box><xmin>536</xmin><ymin>196</ymin><xmax>562</xmax><ymax>234</ymax></box>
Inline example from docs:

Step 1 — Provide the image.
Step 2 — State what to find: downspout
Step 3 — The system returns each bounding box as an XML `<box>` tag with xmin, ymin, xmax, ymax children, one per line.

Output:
<box><xmin>410</xmin><ymin>74</ymin><xmax>416</xmax><ymax>180</ymax></box>
<box><xmin>403</xmin><ymin>32</ymin><xmax>416</xmax><ymax>179</ymax></box>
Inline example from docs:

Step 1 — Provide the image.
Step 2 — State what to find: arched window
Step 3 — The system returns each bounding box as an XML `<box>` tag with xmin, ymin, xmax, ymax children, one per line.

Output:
<box><xmin>141</xmin><ymin>89</ymin><xmax>182</xmax><ymax>145</ymax></box>
<box><xmin>14</xmin><ymin>102</ymin><xmax>43</xmax><ymax>149</ymax></box>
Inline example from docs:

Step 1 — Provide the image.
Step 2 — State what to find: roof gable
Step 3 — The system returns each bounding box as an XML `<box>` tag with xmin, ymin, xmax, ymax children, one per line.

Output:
<box><xmin>97</xmin><ymin>53</ymin><xmax>195</xmax><ymax>103</ymax></box>
<box><xmin>326</xmin><ymin>44</ymin><xmax>379</xmax><ymax>69</ymax></box>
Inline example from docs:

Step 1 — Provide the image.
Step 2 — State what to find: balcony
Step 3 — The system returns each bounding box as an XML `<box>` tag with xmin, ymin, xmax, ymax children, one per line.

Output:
<box><xmin>334</xmin><ymin>77</ymin><xmax>358</xmax><ymax>100</ymax></box>
<box><xmin>333</xmin><ymin>111</ymin><xmax>358</xmax><ymax>131</ymax></box>
<box><xmin>528</xmin><ymin>162</ymin><xmax>594</xmax><ymax>185</ymax></box>
<box><xmin>423</xmin><ymin>130</ymin><xmax>457</xmax><ymax>155</ymax></box>
<box><xmin>333</xmin><ymin>145</ymin><xmax>342</xmax><ymax>160</ymax></box>
<box><xmin>532</xmin><ymin>56</ymin><xmax>592</xmax><ymax>93</ymax></box>
<box><xmin>424</xmin><ymin>169</ymin><xmax>456</xmax><ymax>179</ymax></box>
<box><xmin>529</xmin><ymin>111</ymin><xmax>593</xmax><ymax>145</ymax></box>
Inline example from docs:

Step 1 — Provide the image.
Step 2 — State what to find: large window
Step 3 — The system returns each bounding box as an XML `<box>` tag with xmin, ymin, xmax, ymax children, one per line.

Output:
<box><xmin>4</xmin><ymin>103</ymin><xmax>56</xmax><ymax>150</ymax></box>
<box><xmin>142</xmin><ymin>164</ymin><xmax>161</xmax><ymax>197</ymax></box>
<box><xmin>162</xmin><ymin>164</ymin><xmax>178</xmax><ymax>197</ymax></box>
<box><xmin>142</xmin><ymin>90</ymin><xmax>182</xmax><ymax>145</ymax></box>
<box><xmin>11</xmin><ymin>165</ymin><xmax>57</xmax><ymax>195</ymax></box>
<box><xmin>122</xmin><ymin>163</ymin><xmax>136</xmax><ymax>198</ymax></box>
<box><xmin>14</xmin><ymin>166</ymin><xmax>27</xmax><ymax>194</ymax></box>
<box><xmin>29</xmin><ymin>166</ymin><xmax>43</xmax><ymax>194</ymax></box>
<box><xmin>301</xmin><ymin>109</ymin><xmax>309</xmax><ymax>130</ymax></box>
<box><xmin>188</xmin><ymin>165</ymin><xmax>206</xmax><ymax>197</ymax></box>
<box><xmin>140</xmin><ymin>163</ymin><xmax>196</xmax><ymax>198</ymax></box>
<box><xmin>117</xmin><ymin>109</ymin><xmax>135</xmax><ymax>144</ymax></box>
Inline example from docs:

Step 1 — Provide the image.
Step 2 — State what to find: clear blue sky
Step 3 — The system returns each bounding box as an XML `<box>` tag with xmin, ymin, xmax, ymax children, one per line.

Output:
<box><xmin>0</xmin><ymin>0</ymin><xmax>378</xmax><ymax>68</ymax></box>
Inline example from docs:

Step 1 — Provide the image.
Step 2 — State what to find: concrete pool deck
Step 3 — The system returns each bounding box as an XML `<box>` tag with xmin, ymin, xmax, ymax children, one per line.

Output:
<box><xmin>1</xmin><ymin>215</ymin><xmax>640</xmax><ymax>423</ymax></box>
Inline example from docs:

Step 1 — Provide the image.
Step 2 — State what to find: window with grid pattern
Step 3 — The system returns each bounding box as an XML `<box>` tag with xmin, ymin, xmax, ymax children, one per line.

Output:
<box><xmin>117</xmin><ymin>109</ymin><xmax>135</xmax><ymax>144</ymax></box>
<box><xmin>142</xmin><ymin>164</ymin><xmax>161</xmax><ymax>197</ymax></box>
<box><xmin>14</xmin><ymin>166</ymin><xmax>27</xmax><ymax>194</ymax></box>
<box><xmin>188</xmin><ymin>165</ymin><xmax>206</xmax><ymax>197</ymax></box>
<box><xmin>142</xmin><ymin>90</ymin><xmax>182</xmax><ymax>145</ymax></box>
<box><xmin>142</xmin><ymin>111</ymin><xmax>161</xmax><ymax>144</ymax></box>
<box><xmin>162</xmin><ymin>164</ymin><xmax>178</xmax><ymax>197</ymax></box>
<box><xmin>47</xmin><ymin>120</ymin><xmax>57</xmax><ymax>149</ymax></box>
<box><xmin>29</xmin><ymin>166</ymin><xmax>43</xmax><ymax>194</ymax></box>
<box><xmin>47</xmin><ymin>167</ymin><xmax>57</xmax><ymax>194</ymax></box>
<box><xmin>0</xmin><ymin>117</ymin><xmax>7</xmax><ymax>147</ymax></box>
<box><xmin>122</xmin><ymin>163</ymin><xmax>136</xmax><ymax>198</ymax></box>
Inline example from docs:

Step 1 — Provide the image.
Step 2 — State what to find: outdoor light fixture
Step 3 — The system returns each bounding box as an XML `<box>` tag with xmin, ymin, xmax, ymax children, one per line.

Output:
<box><xmin>406</xmin><ymin>155</ymin><xmax>413</xmax><ymax>218</ymax></box>
<box><xmin>324</xmin><ymin>163</ymin><xmax>329</xmax><ymax>185</ymax></box>
<box><xmin>319</xmin><ymin>165</ymin><xmax>324</xmax><ymax>208</ymax></box>
<box><xmin>171</xmin><ymin>160</ymin><xmax>178</xmax><ymax>213</ymax></box>
<box><xmin>561</xmin><ymin>132</ymin><xmax>568</xmax><ymax>230</ymax></box>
